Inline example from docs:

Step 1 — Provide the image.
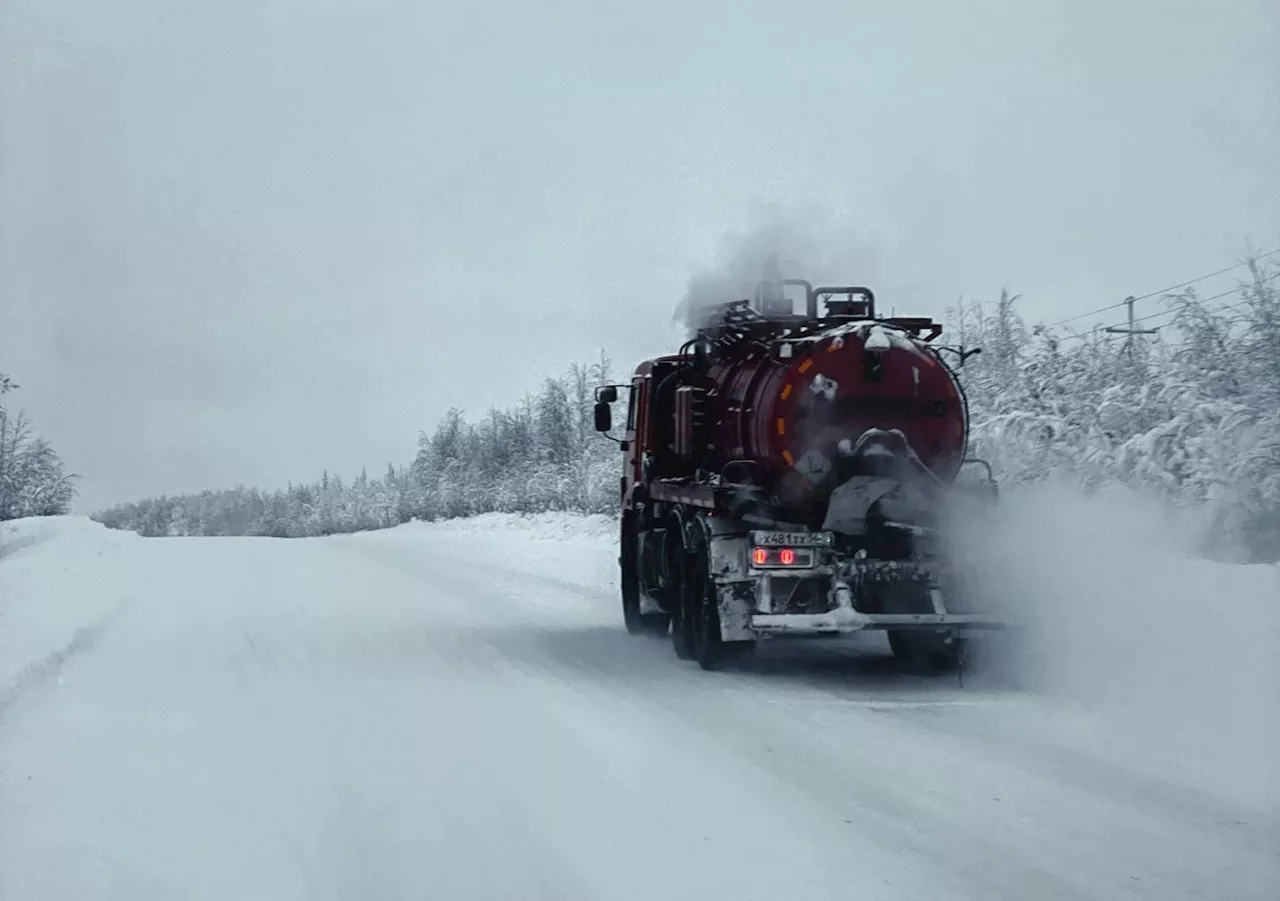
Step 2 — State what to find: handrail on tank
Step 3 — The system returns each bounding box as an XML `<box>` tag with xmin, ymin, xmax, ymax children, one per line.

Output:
<box><xmin>810</xmin><ymin>285</ymin><xmax>877</xmax><ymax>320</ymax></box>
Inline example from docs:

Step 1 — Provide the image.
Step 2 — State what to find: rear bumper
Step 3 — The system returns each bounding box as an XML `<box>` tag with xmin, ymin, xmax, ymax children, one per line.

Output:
<box><xmin>751</xmin><ymin>609</ymin><xmax>1008</xmax><ymax>635</ymax></box>
<box><xmin>713</xmin><ymin>543</ymin><xmax>1012</xmax><ymax>641</ymax></box>
<box><xmin>747</xmin><ymin>566</ymin><xmax>1010</xmax><ymax>636</ymax></box>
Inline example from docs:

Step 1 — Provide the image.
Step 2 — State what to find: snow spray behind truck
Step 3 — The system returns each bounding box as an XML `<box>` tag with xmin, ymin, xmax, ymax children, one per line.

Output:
<box><xmin>594</xmin><ymin>271</ymin><xmax>1008</xmax><ymax>671</ymax></box>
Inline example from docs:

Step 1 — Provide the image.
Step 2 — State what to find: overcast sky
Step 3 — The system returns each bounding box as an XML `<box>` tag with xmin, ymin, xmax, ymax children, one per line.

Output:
<box><xmin>2</xmin><ymin>0</ymin><xmax>1278</xmax><ymax>511</ymax></box>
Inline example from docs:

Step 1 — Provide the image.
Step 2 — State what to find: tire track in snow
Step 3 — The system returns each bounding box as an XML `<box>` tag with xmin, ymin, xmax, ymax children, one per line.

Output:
<box><xmin>0</xmin><ymin>602</ymin><xmax>128</xmax><ymax>721</ymax></box>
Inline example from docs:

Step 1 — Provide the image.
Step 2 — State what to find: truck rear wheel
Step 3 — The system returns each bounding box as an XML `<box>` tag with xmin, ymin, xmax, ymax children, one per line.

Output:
<box><xmin>670</xmin><ymin>579</ymin><xmax>696</xmax><ymax>660</ymax></box>
<box><xmin>687</xmin><ymin>536</ymin><xmax>753</xmax><ymax>671</ymax></box>
<box><xmin>622</xmin><ymin>516</ymin><xmax>670</xmax><ymax>637</ymax></box>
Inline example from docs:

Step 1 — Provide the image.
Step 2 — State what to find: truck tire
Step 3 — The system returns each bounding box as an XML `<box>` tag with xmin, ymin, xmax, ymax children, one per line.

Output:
<box><xmin>621</xmin><ymin>516</ymin><xmax>670</xmax><ymax>637</ymax></box>
<box><xmin>687</xmin><ymin>535</ymin><xmax>754</xmax><ymax>671</ymax></box>
<box><xmin>670</xmin><ymin>573</ymin><xmax>696</xmax><ymax>660</ymax></box>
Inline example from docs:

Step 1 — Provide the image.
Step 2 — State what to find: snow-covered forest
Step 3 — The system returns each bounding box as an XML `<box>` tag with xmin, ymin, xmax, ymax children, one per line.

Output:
<box><xmin>0</xmin><ymin>373</ymin><xmax>78</xmax><ymax>521</ymax></box>
<box><xmin>960</xmin><ymin>254</ymin><xmax>1280</xmax><ymax>563</ymax></box>
<box><xmin>93</xmin><ymin>355</ymin><xmax>626</xmax><ymax>539</ymax></box>
<box><xmin>93</xmin><ymin>253</ymin><xmax>1280</xmax><ymax>562</ymax></box>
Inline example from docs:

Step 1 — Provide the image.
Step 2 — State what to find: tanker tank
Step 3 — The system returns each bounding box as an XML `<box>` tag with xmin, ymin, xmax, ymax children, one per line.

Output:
<box><xmin>669</xmin><ymin>282</ymin><xmax>973</xmax><ymax>526</ymax></box>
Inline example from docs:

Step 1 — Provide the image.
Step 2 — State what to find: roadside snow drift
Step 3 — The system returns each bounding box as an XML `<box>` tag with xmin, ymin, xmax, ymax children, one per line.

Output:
<box><xmin>1</xmin><ymin>506</ymin><xmax>1277</xmax><ymax>901</ymax></box>
<box><xmin>0</xmin><ymin>516</ymin><xmax>138</xmax><ymax>703</ymax></box>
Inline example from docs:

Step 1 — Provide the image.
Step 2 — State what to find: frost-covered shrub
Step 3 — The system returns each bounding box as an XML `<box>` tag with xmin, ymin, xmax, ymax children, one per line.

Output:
<box><xmin>953</xmin><ymin>253</ymin><xmax>1280</xmax><ymax>562</ymax></box>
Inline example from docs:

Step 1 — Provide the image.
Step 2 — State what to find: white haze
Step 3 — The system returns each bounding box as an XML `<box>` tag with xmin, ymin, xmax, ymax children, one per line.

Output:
<box><xmin>951</xmin><ymin>483</ymin><xmax>1280</xmax><ymax>813</ymax></box>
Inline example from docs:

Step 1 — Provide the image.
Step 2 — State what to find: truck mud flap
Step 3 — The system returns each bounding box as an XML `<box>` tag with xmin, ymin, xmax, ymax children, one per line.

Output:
<box><xmin>717</xmin><ymin>581</ymin><xmax>758</xmax><ymax>642</ymax></box>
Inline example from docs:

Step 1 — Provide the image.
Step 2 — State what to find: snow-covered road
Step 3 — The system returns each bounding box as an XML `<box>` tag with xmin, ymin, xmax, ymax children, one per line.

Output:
<box><xmin>2</xmin><ymin>512</ymin><xmax>1278</xmax><ymax>900</ymax></box>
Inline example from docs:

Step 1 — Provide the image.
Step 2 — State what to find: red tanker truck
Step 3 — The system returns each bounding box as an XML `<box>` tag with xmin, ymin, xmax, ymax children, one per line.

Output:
<box><xmin>593</xmin><ymin>274</ymin><xmax>1006</xmax><ymax>671</ymax></box>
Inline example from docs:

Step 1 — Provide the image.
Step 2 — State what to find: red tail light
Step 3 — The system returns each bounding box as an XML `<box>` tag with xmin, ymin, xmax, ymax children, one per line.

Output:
<box><xmin>750</xmin><ymin>546</ymin><xmax>812</xmax><ymax>568</ymax></box>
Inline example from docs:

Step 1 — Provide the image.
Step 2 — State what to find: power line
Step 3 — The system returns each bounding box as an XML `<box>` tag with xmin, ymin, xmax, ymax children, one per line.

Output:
<box><xmin>1127</xmin><ymin>271</ymin><xmax>1280</xmax><ymax>327</ymax></box>
<box><xmin>1041</xmin><ymin>248</ymin><xmax>1280</xmax><ymax>329</ymax></box>
<box><xmin>1050</xmin><ymin>270</ymin><xmax>1280</xmax><ymax>344</ymax></box>
<box><xmin>1041</xmin><ymin>298</ymin><xmax>1130</xmax><ymax>329</ymax></box>
<box><xmin>1128</xmin><ymin>248</ymin><xmax>1280</xmax><ymax>302</ymax></box>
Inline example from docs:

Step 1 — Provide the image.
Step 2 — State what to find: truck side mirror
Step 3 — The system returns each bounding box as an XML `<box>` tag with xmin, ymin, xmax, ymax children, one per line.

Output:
<box><xmin>595</xmin><ymin>385</ymin><xmax>618</xmax><ymax>404</ymax></box>
<box><xmin>594</xmin><ymin>401</ymin><xmax>613</xmax><ymax>433</ymax></box>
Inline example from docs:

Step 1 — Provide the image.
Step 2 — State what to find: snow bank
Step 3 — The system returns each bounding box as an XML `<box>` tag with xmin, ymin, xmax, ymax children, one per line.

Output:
<box><xmin>395</xmin><ymin>511</ymin><xmax>616</xmax><ymax>543</ymax></box>
<box><xmin>0</xmin><ymin>515</ymin><xmax>138</xmax><ymax>697</ymax></box>
<box><xmin>344</xmin><ymin>511</ymin><xmax>618</xmax><ymax>596</ymax></box>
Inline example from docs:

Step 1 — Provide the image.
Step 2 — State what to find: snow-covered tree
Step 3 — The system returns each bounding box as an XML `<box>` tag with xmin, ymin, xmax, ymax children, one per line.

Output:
<box><xmin>0</xmin><ymin>375</ymin><xmax>78</xmax><ymax>520</ymax></box>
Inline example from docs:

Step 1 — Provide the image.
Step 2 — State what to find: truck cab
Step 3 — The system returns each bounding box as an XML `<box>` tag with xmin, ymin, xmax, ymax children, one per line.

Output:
<box><xmin>596</xmin><ymin>355</ymin><xmax>692</xmax><ymax>515</ymax></box>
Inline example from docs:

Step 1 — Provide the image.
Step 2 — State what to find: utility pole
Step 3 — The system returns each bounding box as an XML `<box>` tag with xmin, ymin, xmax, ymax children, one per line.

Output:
<box><xmin>1104</xmin><ymin>295</ymin><xmax>1158</xmax><ymax>355</ymax></box>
